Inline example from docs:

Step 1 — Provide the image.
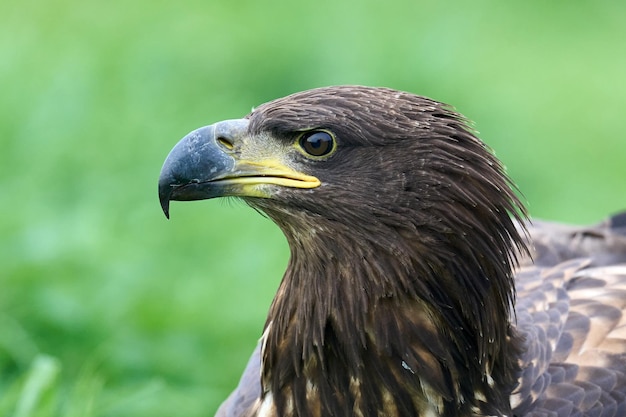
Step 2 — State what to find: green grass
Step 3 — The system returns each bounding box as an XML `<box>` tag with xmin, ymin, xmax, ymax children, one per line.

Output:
<box><xmin>1</xmin><ymin>0</ymin><xmax>625</xmax><ymax>415</ymax></box>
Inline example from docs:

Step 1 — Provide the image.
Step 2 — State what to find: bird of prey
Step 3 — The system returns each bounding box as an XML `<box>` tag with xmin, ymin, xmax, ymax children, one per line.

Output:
<box><xmin>158</xmin><ymin>86</ymin><xmax>626</xmax><ymax>417</ymax></box>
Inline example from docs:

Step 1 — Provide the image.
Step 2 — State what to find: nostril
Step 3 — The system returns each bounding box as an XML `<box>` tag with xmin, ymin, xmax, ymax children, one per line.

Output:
<box><xmin>217</xmin><ymin>136</ymin><xmax>235</xmax><ymax>150</ymax></box>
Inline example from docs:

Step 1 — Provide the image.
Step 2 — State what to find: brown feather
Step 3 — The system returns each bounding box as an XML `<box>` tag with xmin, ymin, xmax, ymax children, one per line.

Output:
<box><xmin>164</xmin><ymin>86</ymin><xmax>626</xmax><ymax>417</ymax></box>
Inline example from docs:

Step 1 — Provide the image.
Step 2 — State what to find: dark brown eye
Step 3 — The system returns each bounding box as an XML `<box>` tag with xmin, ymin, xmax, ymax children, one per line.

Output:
<box><xmin>299</xmin><ymin>131</ymin><xmax>336</xmax><ymax>157</ymax></box>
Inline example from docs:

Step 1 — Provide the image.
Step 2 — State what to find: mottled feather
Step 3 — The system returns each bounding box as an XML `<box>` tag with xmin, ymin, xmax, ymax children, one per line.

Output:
<box><xmin>219</xmin><ymin>217</ymin><xmax>626</xmax><ymax>417</ymax></box>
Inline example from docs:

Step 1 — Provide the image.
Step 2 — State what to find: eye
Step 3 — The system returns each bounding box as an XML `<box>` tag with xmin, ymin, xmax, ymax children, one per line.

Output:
<box><xmin>298</xmin><ymin>131</ymin><xmax>336</xmax><ymax>158</ymax></box>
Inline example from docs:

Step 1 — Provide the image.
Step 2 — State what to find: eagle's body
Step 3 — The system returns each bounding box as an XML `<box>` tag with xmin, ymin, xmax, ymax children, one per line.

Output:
<box><xmin>158</xmin><ymin>86</ymin><xmax>626</xmax><ymax>417</ymax></box>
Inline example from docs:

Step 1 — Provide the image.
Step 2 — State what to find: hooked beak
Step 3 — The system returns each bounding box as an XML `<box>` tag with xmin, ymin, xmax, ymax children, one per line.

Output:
<box><xmin>158</xmin><ymin>119</ymin><xmax>320</xmax><ymax>218</ymax></box>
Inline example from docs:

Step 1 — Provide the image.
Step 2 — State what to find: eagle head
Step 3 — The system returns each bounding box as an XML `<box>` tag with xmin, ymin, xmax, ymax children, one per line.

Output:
<box><xmin>159</xmin><ymin>86</ymin><xmax>528</xmax><ymax>417</ymax></box>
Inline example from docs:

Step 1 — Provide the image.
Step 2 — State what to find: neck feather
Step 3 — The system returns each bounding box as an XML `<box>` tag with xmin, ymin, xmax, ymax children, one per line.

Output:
<box><xmin>258</xmin><ymin>214</ymin><xmax>524</xmax><ymax>417</ymax></box>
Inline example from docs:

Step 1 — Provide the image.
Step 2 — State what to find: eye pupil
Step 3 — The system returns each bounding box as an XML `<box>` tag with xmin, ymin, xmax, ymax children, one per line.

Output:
<box><xmin>300</xmin><ymin>131</ymin><xmax>335</xmax><ymax>157</ymax></box>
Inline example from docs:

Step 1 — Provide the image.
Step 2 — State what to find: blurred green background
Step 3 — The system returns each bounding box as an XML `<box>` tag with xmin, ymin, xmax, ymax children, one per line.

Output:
<box><xmin>1</xmin><ymin>0</ymin><xmax>625</xmax><ymax>415</ymax></box>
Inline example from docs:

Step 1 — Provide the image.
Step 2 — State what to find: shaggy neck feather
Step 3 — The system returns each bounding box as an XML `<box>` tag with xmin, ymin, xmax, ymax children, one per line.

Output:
<box><xmin>255</xmin><ymin>211</ymin><xmax>523</xmax><ymax>417</ymax></box>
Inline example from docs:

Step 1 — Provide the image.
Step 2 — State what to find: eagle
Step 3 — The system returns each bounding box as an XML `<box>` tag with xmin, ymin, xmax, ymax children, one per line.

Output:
<box><xmin>158</xmin><ymin>86</ymin><xmax>626</xmax><ymax>417</ymax></box>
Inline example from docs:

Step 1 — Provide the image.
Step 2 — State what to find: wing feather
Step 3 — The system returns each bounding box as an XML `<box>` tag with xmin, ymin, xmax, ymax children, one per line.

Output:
<box><xmin>514</xmin><ymin>214</ymin><xmax>626</xmax><ymax>416</ymax></box>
